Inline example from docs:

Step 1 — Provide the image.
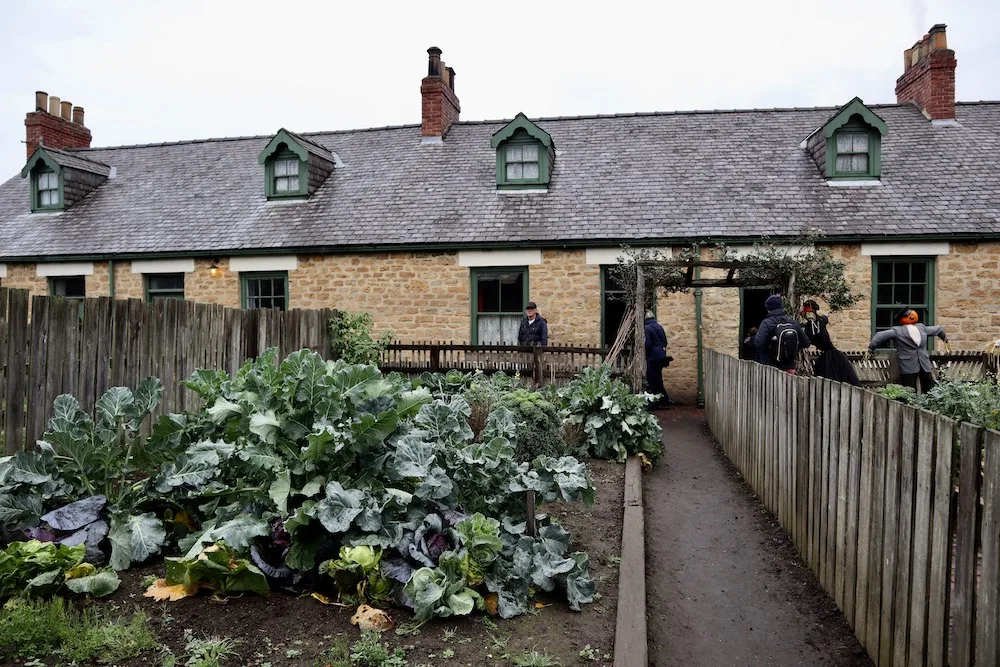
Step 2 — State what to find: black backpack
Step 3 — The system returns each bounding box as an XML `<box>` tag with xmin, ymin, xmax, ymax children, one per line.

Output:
<box><xmin>769</xmin><ymin>321</ymin><xmax>800</xmax><ymax>363</ymax></box>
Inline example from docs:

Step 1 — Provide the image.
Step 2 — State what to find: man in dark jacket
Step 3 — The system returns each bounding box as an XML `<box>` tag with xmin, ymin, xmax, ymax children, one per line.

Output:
<box><xmin>644</xmin><ymin>310</ymin><xmax>671</xmax><ymax>406</ymax></box>
<box><xmin>517</xmin><ymin>301</ymin><xmax>548</xmax><ymax>345</ymax></box>
<box><xmin>753</xmin><ymin>295</ymin><xmax>810</xmax><ymax>373</ymax></box>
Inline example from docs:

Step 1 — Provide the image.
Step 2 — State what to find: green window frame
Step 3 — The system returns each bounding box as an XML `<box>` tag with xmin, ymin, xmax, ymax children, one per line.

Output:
<box><xmin>145</xmin><ymin>273</ymin><xmax>185</xmax><ymax>302</ymax></box>
<box><xmin>32</xmin><ymin>165</ymin><xmax>63</xmax><ymax>211</ymax></box>
<box><xmin>470</xmin><ymin>267</ymin><xmax>528</xmax><ymax>344</ymax></box>
<box><xmin>264</xmin><ymin>147</ymin><xmax>307</xmax><ymax>199</ymax></box>
<box><xmin>601</xmin><ymin>266</ymin><xmax>629</xmax><ymax>348</ymax></box>
<box><xmin>831</xmin><ymin>119</ymin><xmax>881</xmax><ymax>179</ymax></box>
<box><xmin>241</xmin><ymin>271</ymin><xmax>289</xmax><ymax>310</ymax></box>
<box><xmin>496</xmin><ymin>131</ymin><xmax>549</xmax><ymax>189</ymax></box>
<box><xmin>49</xmin><ymin>276</ymin><xmax>86</xmax><ymax>300</ymax></box>
<box><xmin>871</xmin><ymin>257</ymin><xmax>935</xmax><ymax>335</ymax></box>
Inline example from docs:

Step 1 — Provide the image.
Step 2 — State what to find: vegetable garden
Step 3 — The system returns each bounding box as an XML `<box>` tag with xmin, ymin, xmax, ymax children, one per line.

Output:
<box><xmin>0</xmin><ymin>349</ymin><xmax>662</xmax><ymax>666</ymax></box>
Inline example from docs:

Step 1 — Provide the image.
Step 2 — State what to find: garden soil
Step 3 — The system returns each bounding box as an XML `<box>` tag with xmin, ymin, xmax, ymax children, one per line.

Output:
<box><xmin>11</xmin><ymin>461</ymin><xmax>623</xmax><ymax>667</ymax></box>
<box><xmin>645</xmin><ymin>408</ymin><xmax>872</xmax><ymax>667</ymax></box>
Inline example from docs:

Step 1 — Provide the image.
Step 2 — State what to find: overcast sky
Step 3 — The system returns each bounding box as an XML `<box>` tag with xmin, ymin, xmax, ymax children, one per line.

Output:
<box><xmin>2</xmin><ymin>0</ymin><xmax>998</xmax><ymax>177</ymax></box>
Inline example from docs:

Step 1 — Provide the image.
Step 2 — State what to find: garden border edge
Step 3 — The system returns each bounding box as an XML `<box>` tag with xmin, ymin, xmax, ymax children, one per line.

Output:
<box><xmin>613</xmin><ymin>455</ymin><xmax>647</xmax><ymax>666</ymax></box>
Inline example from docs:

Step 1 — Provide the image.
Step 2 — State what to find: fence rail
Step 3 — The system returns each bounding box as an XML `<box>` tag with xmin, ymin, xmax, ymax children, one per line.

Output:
<box><xmin>705</xmin><ymin>350</ymin><xmax>999</xmax><ymax>667</ymax></box>
<box><xmin>801</xmin><ymin>349</ymin><xmax>995</xmax><ymax>386</ymax></box>
<box><xmin>379</xmin><ymin>341</ymin><xmax>621</xmax><ymax>386</ymax></box>
<box><xmin>0</xmin><ymin>288</ymin><xmax>335</xmax><ymax>454</ymax></box>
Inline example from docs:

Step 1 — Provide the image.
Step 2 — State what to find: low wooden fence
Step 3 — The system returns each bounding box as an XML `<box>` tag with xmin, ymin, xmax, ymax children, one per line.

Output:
<box><xmin>0</xmin><ymin>288</ymin><xmax>334</xmax><ymax>454</ymax></box>
<box><xmin>379</xmin><ymin>341</ymin><xmax>621</xmax><ymax>386</ymax></box>
<box><xmin>705</xmin><ymin>350</ymin><xmax>1000</xmax><ymax>667</ymax></box>
<box><xmin>801</xmin><ymin>349</ymin><xmax>995</xmax><ymax>386</ymax></box>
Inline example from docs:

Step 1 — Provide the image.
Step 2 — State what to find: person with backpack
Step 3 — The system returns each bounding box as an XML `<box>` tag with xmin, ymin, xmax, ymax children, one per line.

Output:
<box><xmin>868</xmin><ymin>306</ymin><xmax>949</xmax><ymax>392</ymax></box>
<box><xmin>517</xmin><ymin>301</ymin><xmax>548</xmax><ymax>346</ymax></box>
<box><xmin>753</xmin><ymin>295</ymin><xmax>810</xmax><ymax>374</ymax></box>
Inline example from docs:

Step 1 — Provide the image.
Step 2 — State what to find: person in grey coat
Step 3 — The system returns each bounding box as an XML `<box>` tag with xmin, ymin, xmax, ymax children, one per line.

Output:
<box><xmin>868</xmin><ymin>306</ymin><xmax>949</xmax><ymax>393</ymax></box>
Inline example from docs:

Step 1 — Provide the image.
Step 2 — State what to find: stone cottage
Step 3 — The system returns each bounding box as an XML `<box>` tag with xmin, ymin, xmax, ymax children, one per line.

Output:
<box><xmin>1</xmin><ymin>25</ymin><xmax>998</xmax><ymax>403</ymax></box>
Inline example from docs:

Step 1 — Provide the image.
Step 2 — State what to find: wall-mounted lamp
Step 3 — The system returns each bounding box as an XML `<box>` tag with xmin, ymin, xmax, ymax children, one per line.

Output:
<box><xmin>209</xmin><ymin>259</ymin><xmax>220</xmax><ymax>278</ymax></box>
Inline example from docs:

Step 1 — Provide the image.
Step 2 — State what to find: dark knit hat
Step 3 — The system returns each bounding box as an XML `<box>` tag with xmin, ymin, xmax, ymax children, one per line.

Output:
<box><xmin>765</xmin><ymin>295</ymin><xmax>783</xmax><ymax>310</ymax></box>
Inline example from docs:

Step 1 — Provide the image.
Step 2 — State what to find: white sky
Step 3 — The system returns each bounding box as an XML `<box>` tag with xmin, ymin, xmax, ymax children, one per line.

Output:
<box><xmin>2</xmin><ymin>0</ymin><xmax>998</xmax><ymax>177</ymax></box>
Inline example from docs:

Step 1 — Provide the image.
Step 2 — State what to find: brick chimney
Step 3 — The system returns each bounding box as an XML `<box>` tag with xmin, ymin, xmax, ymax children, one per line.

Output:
<box><xmin>895</xmin><ymin>24</ymin><xmax>957</xmax><ymax>121</ymax></box>
<box><xmin>25</xmin><ymin>91</ymin><xmax>92</xmax><ymax>158</ymax></box>
<box><xmin>420</xmin><ymin>47</ymin><xmax>460</xmax><ymax>142</ymax></box>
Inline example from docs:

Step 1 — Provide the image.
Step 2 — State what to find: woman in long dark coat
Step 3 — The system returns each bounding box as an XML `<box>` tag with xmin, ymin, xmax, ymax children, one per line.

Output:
<box><xmin>802</xmin><ymin>301</ymin><xmax>860</xmax><ymax>386</ymax></box>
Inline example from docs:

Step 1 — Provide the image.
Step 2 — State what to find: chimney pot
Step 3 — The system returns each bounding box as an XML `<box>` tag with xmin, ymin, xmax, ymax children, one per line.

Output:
<box><xmin>48</xmin><ymin>95</ymin><xmax>61</xmax><ymax>115</ymax></box>
<box><xmin>896</xmin><ymin>24</ymin><xmax>957</xmax><ymax>121</ymax></box>
<box><xmin>60</xmin><ymin>101</ymin><xmax>72</xmax><ymax>120</ymax></box>
<box><xmin>427</xmin><ymin>46</ymin><xmax>442</xmax><ymax>77</ymax></box>
<box><xmin>72</xmin><ymin>106</ymin><xmax>85</xmax><ymax>125</ymax></box>
<box><xmin>35</xmin><ymin>91</ymin><xmax>48</xmax><ymax>112</ymax></box>
<box><xmin>25</xmin><ymin>92</ymin><xmax>92</xmax><ymax>158</ymax></box>
<box><xmin>421</xmin><ymin>47</ymin><xmax>460</xmax><ymax>140</ymax></box>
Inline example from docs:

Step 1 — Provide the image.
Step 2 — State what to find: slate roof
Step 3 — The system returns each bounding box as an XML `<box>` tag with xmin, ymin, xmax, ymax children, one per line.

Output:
<box><xmin>32</xmin><ymin>147</ymin><xmax>111</xmax><ymax>177</ymax></box>
<box><xmin>281</xmin><ymin>128</ymin><xmax>335</xmax><ymax>162</ymax></box>
<box><xmin>1</xmin><ymin>102</ymin><xmax>999</xmax><ymax>260</ymax></box>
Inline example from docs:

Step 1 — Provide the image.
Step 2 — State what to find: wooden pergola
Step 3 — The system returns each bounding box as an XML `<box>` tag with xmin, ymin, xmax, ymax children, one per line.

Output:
<box><xmin>624</xmin><ymin>257</ymin><xmax>793</xmax><ymax>405</ymax></box>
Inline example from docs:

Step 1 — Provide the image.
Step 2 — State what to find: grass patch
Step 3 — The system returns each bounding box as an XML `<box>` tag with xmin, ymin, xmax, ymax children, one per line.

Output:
<box><xmin>0</xmin><ymin>597</ymin><xmax>159</xmax><ymax>664</ymax></box>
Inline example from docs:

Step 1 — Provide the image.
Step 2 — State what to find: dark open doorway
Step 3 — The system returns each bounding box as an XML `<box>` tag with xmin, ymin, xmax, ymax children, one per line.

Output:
<box><xmin>740</xmin><ymin>288</ymin><xmax>774</xmax><ymax>347</ymax></box>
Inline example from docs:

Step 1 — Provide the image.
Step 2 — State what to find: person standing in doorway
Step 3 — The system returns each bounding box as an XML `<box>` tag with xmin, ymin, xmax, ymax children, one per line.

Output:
<box><xmin>517</xmin><ymin>301</ymin><xmax>548</xmax><ymax>346</ymax></box>
<box><xmin>754</xmin><ymin>295</ymin><xmax>810</xmax><ymax>374</ymax></box>
<box><xmin>868</xmin><ymin>306</ymin><xmax>948</xmax><ymax>392</ymax></box>
<box><xmin>644</xmin><ymin>310</ymin><xmax>672</xmax><ymax>407</ymax></box>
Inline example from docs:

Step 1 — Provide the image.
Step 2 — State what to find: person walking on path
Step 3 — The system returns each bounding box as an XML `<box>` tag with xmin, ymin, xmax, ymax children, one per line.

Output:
<box><xmin>517</xmin><ymin>301</ymin><xmax>548</xmax><ymax>346</ymax></box>
<box><xmin>868</xmin><ymin>306</ymin><xmax>949</xmax><ymax>392</ymax></box>
<box><xmin>753</xmin><ymin>295</ymin><xmax>810</xmax><ymax>374</ymax></box>
<box><xmin>644</xmin><ymin>310</ymin><xmax>672</xmax><ymax>407</ymax></box>
<box><xmin>801</xmin><ymin>300</ymin><xmax>860</xmax><ymax>386</ymax></box>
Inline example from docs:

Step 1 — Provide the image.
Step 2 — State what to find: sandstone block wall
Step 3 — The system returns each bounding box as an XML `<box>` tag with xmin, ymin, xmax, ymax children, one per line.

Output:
<box><xmin>2</xmin><ymin>241</ymin><xmax>998</xmax><ymax>404</ymax></box>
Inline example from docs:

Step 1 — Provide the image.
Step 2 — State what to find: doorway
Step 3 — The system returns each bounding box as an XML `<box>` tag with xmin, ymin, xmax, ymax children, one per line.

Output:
<box><xmin>740</xmin><ymin>288</ymin><xmax>774</xmax><ymax>346</ymax></box>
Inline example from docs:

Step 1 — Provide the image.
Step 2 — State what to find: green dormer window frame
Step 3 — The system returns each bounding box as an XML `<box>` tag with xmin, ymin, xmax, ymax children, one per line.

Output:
<box><xmin>491</xmin><ymin>113</ymin><xmax>554</xmax><ymax>190</ymax></box>
<box><xmin>258</xmin><ymin>130</ymin><xmax>310</xmax><ymax>200</ymax></box>
<box><xmin>21</xmin><ymin>150</ymin><xmax>64</xmax><ymax>212</ymax></box>
<box><xmin>822</xmin><ymin>97</ymin><xmax>887</xmax><ymax>180</ymax></box>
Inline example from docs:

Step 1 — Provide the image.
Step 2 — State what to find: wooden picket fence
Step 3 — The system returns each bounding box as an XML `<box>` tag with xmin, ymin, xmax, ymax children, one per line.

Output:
<box><xmin>704</xmin><ymin>350</ymin><xmax>1000</xmax><ymax>667</ymax></box>
<box><xmin>0</xmin><ymin>288</ymin><xmax>335</xmax><ymax>454</ymax></box>
<box><xmin>379</xmin><ymin>341</ymin><xmax>621</xmax><ymax>387</ymax></box>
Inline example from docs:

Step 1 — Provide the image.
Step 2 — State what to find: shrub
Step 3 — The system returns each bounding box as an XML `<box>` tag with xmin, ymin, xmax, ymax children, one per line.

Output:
<box><xmin>877</xmin><ymin>383</ymin><xmax>918</xmax><ymax>405</ymax></box>
<box><xmin>496</xmin><ymin>389</ymin><xmax>568</xmax><ymax>462</ymax></box>
<box><xmin>329</xmin><ymin>311</ymin><xmax>394</xmax><ymax>365</ymax></box>
<box><xmin>917</xmin><ymin>379</ymin><xmax>1000</xmax><ymax>430</ymax></box>
<box><xmin>558</xmin><ymin>366</ymin><xmax>663</xmax><ymax>462</ymax></box>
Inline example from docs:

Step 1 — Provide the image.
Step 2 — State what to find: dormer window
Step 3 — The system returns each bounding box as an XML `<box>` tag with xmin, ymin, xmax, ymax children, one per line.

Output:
<box><xmin>504</xmin><ymin>141</ymin><xmax>541</xmax><ymax>181</ymax></box>
<box><xmin>491</xmin><ymin>113</ymin><xmax>554</xmax><ymax>190</ymax></box>
<box><xmin>21</xmin><ymin>147</ymin><xmax>109</xmax><ymax>212</ymax></box>
<box><xmin>804</xmin><ymin>97</ymin><xmax>887</xmax><ymax>182</ymax></box>
<box><xmin>272</xmin><ymin>151</ymin><xmax>303</xmax><ymax>195</ymax></box>
<box><xmin>36</xmin><ymin>168</ymin><xmax>61</xmax><ymax>209</ymax></box>
<box><xmin>258</xmin><ymin>129</ymin><xmax>336</xmax><ymax>201</ymax></box>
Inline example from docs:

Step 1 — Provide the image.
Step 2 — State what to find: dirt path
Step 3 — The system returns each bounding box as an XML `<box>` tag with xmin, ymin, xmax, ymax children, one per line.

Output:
<box><xmin>645</xmin><ymin>408</ymin><xmax>872</xmax><ymax>667</ymax></box>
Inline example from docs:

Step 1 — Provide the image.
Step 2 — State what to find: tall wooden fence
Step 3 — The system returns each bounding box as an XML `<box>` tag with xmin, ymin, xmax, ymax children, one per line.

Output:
<box><xmin>380</xmin><ymin>341</ymin><xmax>622</xmax><ymax>387</ymax></box>
<box><xmin>704</xmin><ymin>350</ymin><xmax>1000</xmax><ymax>667</ymax></box>
<box><xmin>0</xmin><ymin>288</ymin><xmax>335</xmax><ymax>454</ymax></box>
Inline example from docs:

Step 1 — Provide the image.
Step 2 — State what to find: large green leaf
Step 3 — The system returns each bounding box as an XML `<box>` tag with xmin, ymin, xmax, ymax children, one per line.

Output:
<box><xmin>108</xmin><ymin>513</ymin><xmax>166</xmax><ymax>571</ymax></box>
<box><xmin>564</xmin><ymin>552</ymin><xmax>595</xmax><ymax>611</ymax></box>
<box><xmin>314</xmin><ymin>482</ymin><xmax>365</xmax><ymax>534</ymax></box>
<box><xmin>249</xmin><ymin>410</ymin><xmax>282</xmax><ymax>445</ymax></box>
<box><xmin>151</xmin><ymin>413</ymin><xmax>188</xmax><ymax>448</ymax></box>
<box><xmin>185</xmin><ymin>440</ymin><xmax>236</xmax><ymax>466</ymax></box>
<box><xmin>291</xmin><ymin>352</ymin><xmax>332</xmax><ymax>406</ymax></box>
<box><xmin>269</xmin><ymin>470</ymin><xmax>291</xmax><ymax>514</ymax></box>
<box><xmin>208</xmin><ymin>397</ymin><xmax>244</xmax><ymax>424</ymax></box>
<box><xmin>5</xmin><ymin>449</ymin><xmax>54</xmax><ymax>486</ymax></box>
<box><xmin>414</xmin><ymin>466</ymin><xmax>453</xmax><ymax>501</ymax></box>
<box><xmin>237</xmin><ymin>444</ymin><xmax>283</xmax><ymax>471</ymax></box>
<box><xmin>331</xmin><ymin>365</ymin><xmax>383</xmax><ymax>404</ymax></box>
<box><xmin>182</xmin><ymin>514</ymin><xmax>270</xmax><ymax>559</ymax></box>
<box><xmin>0</xmin><ymin>492</ymin><xmax>43</xmax><ymax>526</ymax></box>
<box><xmin>96</xmin><ymin>387</ymin><xmax>135</xmax><ymax>427</ymax></box>
<box><xmin>65</xmin><ymin>570</ymin><xmax>121</xmax><ymax>597</ymax></box>
<box><xmin>396</xmin><ymin>387</ymin><xmax>433</xmax><ymax>420</ymax></box>
<box><xmin>128</xmin><ymin>377</ymin><xmax>164</xmax><ymax>426</ymax></box>
<box><xmin>391</xmin><ymin>435</ymin><xmax>436</xmax><ymax>479</ymax></box>
<box><xmin>351</xmin><ymin>411</ymin><xmax>399</xmax><ymax>450</ymax></box>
